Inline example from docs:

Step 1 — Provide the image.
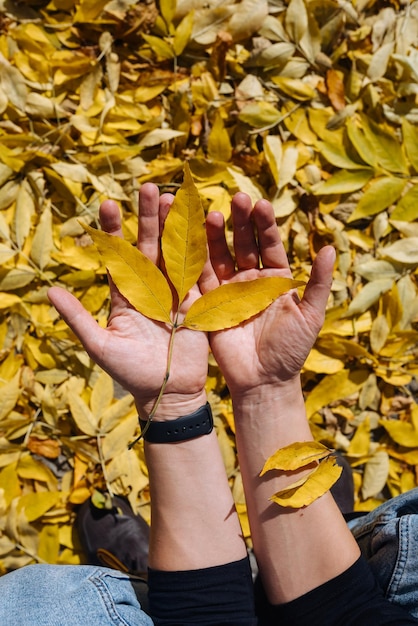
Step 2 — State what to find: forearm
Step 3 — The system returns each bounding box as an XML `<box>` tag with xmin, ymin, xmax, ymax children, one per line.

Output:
<box><xmin>233</xmin><ymin>378</ymin><xmax>360</xmax><ymax>604</ymax></box>
<box><xmin>144</xmin><ymin>398</ymin><xmax>247</xmax><ymax>572</ymax></box>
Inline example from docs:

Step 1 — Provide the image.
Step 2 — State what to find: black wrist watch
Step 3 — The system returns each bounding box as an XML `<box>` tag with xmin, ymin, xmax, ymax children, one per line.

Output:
<box><xmin>139</xmin><ymin>402</ymin><xmax>214</xmax><ymax>443</ymax></box>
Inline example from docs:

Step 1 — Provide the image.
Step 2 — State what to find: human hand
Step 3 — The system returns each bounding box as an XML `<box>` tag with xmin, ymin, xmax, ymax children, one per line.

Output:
<box><xmin>201</xmin><ymin>193</ymin><xmax>335</xmax><ymax>397</ymax></box>
<box><xmin>48</xmin><ymin>184</ymin><xmax>209</xmax><ymax>419</ymax></box>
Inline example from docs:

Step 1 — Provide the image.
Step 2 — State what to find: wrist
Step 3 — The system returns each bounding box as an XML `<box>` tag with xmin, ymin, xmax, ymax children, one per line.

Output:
<box><xmin>135</xmin><ymin>390</ymin><xmax>207</xmax><ymax>421</ymax></box>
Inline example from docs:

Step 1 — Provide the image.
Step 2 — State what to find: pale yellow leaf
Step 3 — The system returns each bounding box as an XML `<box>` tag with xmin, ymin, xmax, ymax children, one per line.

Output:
<box><xmin>138</xmin><ymin>128</ymin><xmax>184</xmax><ymax>148</ymax></box>
<box><xmin>227</xmin><ymin>0</ymin><xmax>268</xmax><ymax>41</ymax></box>
<box><xmin>90</xmin><ymin>371</ymin><xmax>114</xmax><ymax>419</ymax></box>
<box><xmin>361</xmin><ymin>450</ymin><xmax>389</xmax><ymax>500</ymax></box>
<box><xmin>346</xmin><ymin>278</ymin><xmax>394</xmax><ymax>317</ymax></box>
<box><xmin>99</xmin><ymin>394</ymin><xmax>134</xmax><ymax>434</ymax></box>
<box><xmin>14</xmin><ymin>179</ymin><xmax>35</xmax><ymax>249</ymax></box>
<box><xmin>69</xmin><ymin>394</ymin><xmax>98</xmax><ymax>437</ymax></box>
<box><xmin>378</xmin><ymin>238</ymin><xmax>418</xmax><ymax>266</ymax></box>
<box><xmin>30</xmin><ymin>204</ymin><xmax>54</xmax><ymax>270</ymax></box>
<box><xmin>102</xmin><ymin>412</ymin><xmax>138</xmax><ymax>460</ymax></box>
<box><xmin>0</xmin><ymin>244</ymin><xmax>17</xmax><ymax>265</ymax></box>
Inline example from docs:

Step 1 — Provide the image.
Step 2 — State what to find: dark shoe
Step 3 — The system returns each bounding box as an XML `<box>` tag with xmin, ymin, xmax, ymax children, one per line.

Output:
<box><xmin>76</xmin><ymin>495</ymin><xmax>150</xmax><ymax>576</ymax></box>
<box><xmin>331</xmin><ymin>453</ymin><xmax>355</xmax><ymax>515</ymax></box>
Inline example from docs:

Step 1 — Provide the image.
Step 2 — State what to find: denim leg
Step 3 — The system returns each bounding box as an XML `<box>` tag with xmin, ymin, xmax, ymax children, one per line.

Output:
<box><xmin>0</xmin><ymin>564</ymin><xmax>154</xmax><ymax>626</ymax></box>
<box><xmin>349</xmin><ymin>488</ymin><xmax>418</xmax><ymax>619</ymax></box>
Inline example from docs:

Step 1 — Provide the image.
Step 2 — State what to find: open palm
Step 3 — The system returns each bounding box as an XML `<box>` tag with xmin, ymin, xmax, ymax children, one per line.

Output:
<box><xmin>202</xmin><ymin>193</ymin><xmax>335</xmax><ymax>397</ymax></box>
<box><xmin>48</xmin><ymin>184</ymin><xmax>208</xmax><ymax>418</ymax></box>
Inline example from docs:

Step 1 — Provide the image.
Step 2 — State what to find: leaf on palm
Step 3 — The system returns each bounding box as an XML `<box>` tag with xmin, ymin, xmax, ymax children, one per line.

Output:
<box><xmin>162</xmin><ymin>162</ymin><xmax>207</xmax><ymax>305</ymax></box>
<box><xmin>182</xmin><ymin>277</ymin><xmax>304</xmax><ymax>331</ymax></box>
<box><xmin>84</xmin><ymin>224</ymin><xmax>173</xmax><ymax>324</ymax></box>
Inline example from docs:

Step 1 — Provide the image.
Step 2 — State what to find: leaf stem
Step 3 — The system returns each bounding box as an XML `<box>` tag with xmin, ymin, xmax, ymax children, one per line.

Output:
<box><xmin>129</xmin><ymin>315</ymin><xmax>179</xmax><ymax>447</ymax></box>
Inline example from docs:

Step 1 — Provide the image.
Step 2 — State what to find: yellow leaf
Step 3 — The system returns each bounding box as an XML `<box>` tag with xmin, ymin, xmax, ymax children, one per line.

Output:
<box><xmin>38</xmin><ymin>524</ymin><xmax>60</xmax><ymax>564</ymax></box>
<box><xmin>348</xmin><ymin>416</ymin><xmax>371</xmax><ymax>457</ymax></box>
<box><xmin>359</xmin><ymin>115</ymin><xmax>409</xmax><ymax>175</ymax></box>
<box><xmin>142</xmin><ymin>34</ymin><xmax>174</xmax><ymax>60</ymax></box>
<box><xmin>270</xmin><ymin>456</ymin><xmax>342</xmax><ymax>508</ymax></box>
<box><xmin>314</xmin><ymin>169</ymin><xmax>374</xmax><ymax>195</ymax></box>
<box><xmin>85</xmin><ymin>224</ymin><xmax>173</xmax><ymax>324</ymax></box>
<box><xmin>162</xmin><ymin>163</ymin><xmax>207</xmax><ymax>305</ymax></box>
<box><xmin>260</xmin><ymin>441</ymin><xmax>332</xmax><ymax>475</ymax></box>
<box><xmin>348</xmin><ymin>177</ymin><xmax>406</xmax><ymax>222</ymax></box>
<box><xmin>0</xmin><ymin>373</ymin><xmax>21</xmax><ymax>420</ymax></box>
<box><xmin>306</xmin><ymin>368</ymin><xmax>369</xmax><ymax>418</ymax></box>
<box><xmin>402</xmin><ymin>119</ymin><xmax>418</xmax><ymax>172</ymax></box>
<box><xmin>264</xmin><ymin>135</ymin><xmax>282</xmax><ymax>188</ymax></box>
<box><xmin>271</xmin><ymin>76</ymin><xmax>316</xmax><ymax>101</ymax></box>
<box><xmin>74</xmin><ymin>0</ymin><xmax>108</xmax><ymax>21</ymax></box>
<box><xmin>183</xmin><ymin>277</ymin><xmax>303</xmax><ymax>331</ymax></box>
<box><xmin>173</xmin><ymin>10</ymin><xmax>194</xmax><ymax>56</ymax></box>
<box><xmin>239</xmin><ymin>101</ymin><xmax>283</xmax><ymax>128</ymax></box>
<box><xmin>14</xmin><ymin>179</ymin><xmax>35</xmax><ymax>249</ymax></box>
<box><xmin>160</xmin><ymin>0</ymin><xmax>177</xmax><ymax>27</ymax></box>
<box><xmin>17</xmin><ymin>455</ymin><xmax>57</xmax><ymax>486</ymax></box>
<box><xmin>18</xmin><ymin>492</ymin><xmax>61</xmax><ymax>522</ymax></box>
<box><xmin>390</xmin><ymin>185</ymin><xmax>418</xmax><ymax>222</ymax></box>
<box><xmin>380</xmin><ymin>419</ymin><xmax>418</xmax><ymax>448</ymax></box>
<box><xmin>207</xmin><ymin>113</ymin><xmax>232</xmax><ymax>163</ymax></box>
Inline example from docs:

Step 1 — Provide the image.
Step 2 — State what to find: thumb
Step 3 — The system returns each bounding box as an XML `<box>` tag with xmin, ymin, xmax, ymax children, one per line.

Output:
<box><xmin>48</xmin><ymin>287</ymin><xmax>105</xmax><ymax>360</ymax></box>
<box><xmin>299</xmin><ymin>246</ymin><xmax>335</xmax><ymax>325</ymax></box>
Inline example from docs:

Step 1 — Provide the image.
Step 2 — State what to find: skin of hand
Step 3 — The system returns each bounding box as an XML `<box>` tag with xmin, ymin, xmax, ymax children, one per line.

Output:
<box><xmin>48</xmin><ymin>183</ymin><xmax>208</xmax><ymax>419</ymax></box>
<box><xmin>202</xmin><ymin>192</ymin><xmax>336</xmax><ymax>396</ymax></box>
<box><xmin>203</xmin><ymin>193</ymin><xmax>361</xmax><ymax>604</ymax></box>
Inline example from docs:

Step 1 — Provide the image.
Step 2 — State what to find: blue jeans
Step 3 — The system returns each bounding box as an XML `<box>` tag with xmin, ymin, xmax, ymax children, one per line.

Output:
<box><xmin>349</xmin><ymin>487</ymin><xmax>418</xmax><ymax>619</ymax></box>
<box><xmin>1</xmin><ymin>489</ymin><xmax>418</xmax><ymax>625</ymax></box>
<box><xmin>0</xmin><ymin>564</ymin><xmax>153</xmax><ymax>626</ymax></box>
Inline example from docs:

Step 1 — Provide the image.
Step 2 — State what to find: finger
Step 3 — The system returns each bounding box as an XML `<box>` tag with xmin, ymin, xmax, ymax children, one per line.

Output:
<box><xmin>231</xmin><ymin>193</ymin><xmax>259</xmax><ymax>270</ymax></box>
<box><xmin>48</xmin><ymin>287</ymin><xmax>106</xmax><ymax>363</ymax></box>
<box><xmin>99</xmin><ymin>200</ymin><xmax>123</xmax><ymax>237</ymax></box>
<box><xmin>252</xmin><ymin>199</ymin><xmax>291</xmax><ymax>272</ymax></box>
<box><xmin>206</xmin><ymin>211</ymin><xmax>235</xmax><ymax>281</ymax></box>
<box><xmin>299</xmin><ymin>246</ymin><xmax>336</xmax><ymax>327</ymax></box>
<box><xmin>137</xmin><ymin>183</ymin><xmax>163</xmax><ymax>264</ymax></box>
<box><xmin>159</xmin><ymin>192</ymin><xmax>174</xmax><ymax>236</ymax></box>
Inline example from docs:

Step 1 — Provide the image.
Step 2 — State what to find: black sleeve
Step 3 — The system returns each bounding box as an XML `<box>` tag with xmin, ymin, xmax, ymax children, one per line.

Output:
<box><xmin>147</xmin><ymin>556</ymin><xmax>257</xmax><ymax>625</ymax></box>
<box><xmin>254</xmin><ymin>555</ymin><xmax>418</xmax><ymax>626</ymax></box>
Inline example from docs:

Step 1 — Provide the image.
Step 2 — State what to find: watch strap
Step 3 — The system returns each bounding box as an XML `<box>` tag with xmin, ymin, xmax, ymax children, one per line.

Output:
<box><xmin>139</xmin><ymin>402</ymin><xmax>214</xmax><ymax>443</ymax></box>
